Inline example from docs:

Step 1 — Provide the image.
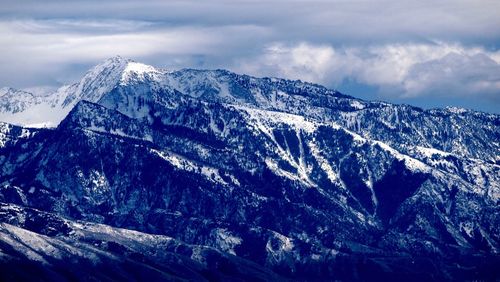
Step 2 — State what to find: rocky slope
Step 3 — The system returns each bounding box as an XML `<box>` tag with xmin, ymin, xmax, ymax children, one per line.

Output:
<box><xmin>0</xmin><ymin>203</ymin><xmax>285</xmax><ymax>282</ymax></box>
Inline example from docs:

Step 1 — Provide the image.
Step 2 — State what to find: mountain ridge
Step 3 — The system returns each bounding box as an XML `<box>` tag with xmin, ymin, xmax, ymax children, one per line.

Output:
<box><xmin>2</xmin><ymin>57</ymin><xmax>498</xmax><ymax>161</ymax></box>
<box><xmin>0</xmin><ymin>57</ymin><xmax>499</xmax><ymax>280</ymax></box>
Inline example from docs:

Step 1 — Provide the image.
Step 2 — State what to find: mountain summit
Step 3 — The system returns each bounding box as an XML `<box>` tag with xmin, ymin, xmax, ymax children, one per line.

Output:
<box><xmin>0</xmin><ymin>56</ymin><xmax>140</xmax><ymax>127</ymax></box>
<box><xmin>0</xmin><ymin>57</ymin><xmax>499</xmax><ymax>281</ymax></box>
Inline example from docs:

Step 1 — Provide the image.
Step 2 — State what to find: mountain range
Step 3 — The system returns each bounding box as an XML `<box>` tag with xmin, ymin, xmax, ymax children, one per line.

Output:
<box><xmin>0</xmin><ymin>56</ymin><xmax>499</xmax><ymax>281</ymax></box>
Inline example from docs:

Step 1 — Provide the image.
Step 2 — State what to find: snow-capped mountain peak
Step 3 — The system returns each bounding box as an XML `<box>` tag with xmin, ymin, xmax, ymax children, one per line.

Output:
<box><xmin>0</xmin><ymin>87</ymin><xmax>16</xmax><ymax>97</ymax></box>
<box><xmin>0</xmin><ymin>56</ymin><xmax>499</xmax><ymax>280</ymax></box>
<box><xmin>0</xmin><ymin>56</ymin><xmax>159</xmax><ymax>127</ymax></box>
<box><xmin>0</xmin><ymin>57</ymin><xmax>498</xmax><ymax>160</ymax></box>
<box><xmin>0</xmin><ymin>87</ymin><xmax>33</xmax><ymax>98</ymax></box>
<box><xmin>120</xmin><ymin>61</ymin><xmax>162</xmax><ymax>85</ymax></box>
<box><xmin>62</xmin><ymin>56</ymin><xmax>131</xmax><ymax>106</ymax></box>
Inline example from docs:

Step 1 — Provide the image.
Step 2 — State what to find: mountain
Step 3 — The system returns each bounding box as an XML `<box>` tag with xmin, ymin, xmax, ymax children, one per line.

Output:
<box><xmin>0</xmin><ymin>57</ymin><xmax>499</xmax><ymax>281</ymax></box>
<box><xmin>0</xmin><ymin>202</ymin><xmax>286</xmax><ymax>281</ymax></box>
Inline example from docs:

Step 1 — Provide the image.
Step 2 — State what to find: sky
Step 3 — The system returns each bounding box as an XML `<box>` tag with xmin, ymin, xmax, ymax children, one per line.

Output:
<box><xmin>0</xmin><ymin>0</ymin><xmax>499</xmax><ymax>113</ymax></box>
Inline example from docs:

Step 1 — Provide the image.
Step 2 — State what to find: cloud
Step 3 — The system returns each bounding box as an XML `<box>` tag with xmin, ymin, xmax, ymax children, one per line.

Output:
<box><xmin>0</xmin><ymin>19</ymin><xmax>269</xmax><ymax>86</ymax></box>
<box><xmin>236</xmin><ymin>43</ymin><xmax>338</xmax><ymax>84</ymax></box>
<box><xmin>403</xmin><ymin>52</ymin><xmax>500</xmax><ymax>101</ymax></box>
<box><xmin>235</xmin><ymin>42</ymin><xmax>500</xmax><ymax>102</ymax></box>
<box><xmin>0</xmin><ymin>0</ymin><xmax>499</xmax><ymax>112</ymax></box>
<box><xmin>2</xmin><ymin>1</ymin><xmax>500</xmax><ymax>44</ymax></box>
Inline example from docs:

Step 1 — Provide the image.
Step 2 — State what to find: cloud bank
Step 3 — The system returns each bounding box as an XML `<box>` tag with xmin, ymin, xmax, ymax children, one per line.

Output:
<box><xmin>0</xmin><ymin>0</ymin><xmax>499</xmax><ymax>112</ymax></box>
<box><xmin>236</xmin><ymin>42</ymin><xmax>500</xmax><ymax>103</ymax></box>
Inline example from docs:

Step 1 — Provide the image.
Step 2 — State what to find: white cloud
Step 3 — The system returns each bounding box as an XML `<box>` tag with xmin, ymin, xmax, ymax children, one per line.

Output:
<box><xmin>235</xmin><ymin>42</ymin><xmax>500</xmax><ymax>101</ymax></box>
<box><xmin>0</xmin><ymin>20</ymin><xmax>243</xmax><ymax>62</ymax></box>
<box><xmin>2</xmin><ymin>1</ymin><xmax>500</xmax><ymax>43</ymax></box>
<box><xmin>237</xmin><ymin>43</ymin><xmax>337</xmax><ymax>84</ymax></box>
<box><xmin>0</xmin><ymin>19</ymin><xmax>269</xmax><ymax>86</ymax></box>
<box><xmin>0</xmin><ymin>0</ymin><xmax>499</xmax><ymax>111</ymax></box>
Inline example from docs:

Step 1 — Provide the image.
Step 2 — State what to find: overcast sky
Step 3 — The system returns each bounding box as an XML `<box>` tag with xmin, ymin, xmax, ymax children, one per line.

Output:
<box><xmin>1</xmin><ymin>0</ymin><xmax>499</xmax><ymax>113</ymax></box>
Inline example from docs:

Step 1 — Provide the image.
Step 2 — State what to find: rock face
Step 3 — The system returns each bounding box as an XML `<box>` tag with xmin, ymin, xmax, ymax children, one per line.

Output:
<box><xmin>0</xmin><ymin>203</ymin><xmax>286</xmax><ymax>282</ymax></box>
<box><xmin>0</xmin><ymin>57</ymin><xmax>499</xmax><ymax>281</ymax></box>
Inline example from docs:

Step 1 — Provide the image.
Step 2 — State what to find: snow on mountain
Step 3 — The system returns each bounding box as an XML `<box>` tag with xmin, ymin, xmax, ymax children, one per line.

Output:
<box><xmin>120</xmin><ymin>61</ymin><xmax>163</xmax><ymax>84</ymax></box>
<box><xmin>62</xmin><ymin>56</ymin><xmax>130</xmax><ymax>106</ymax></box>
<box><xmin>0</xmin><ymin>203</ymin><xmax>285</xmax><ymax>281</ymax></box>
<box><xmin>0</xmin><ymin>88</ymin><xmax>46</xmax><ymax>126</ymax></box>
<box><xmin>1</xmin><ymin>56</ymin><xmax>497</xmax><ymax>161</ymax></box>
<box><xmin>0</xmin><ymin>56</ymin><xmax>499</xmax><ymax>280</ymax></box>
<box><xmin>0</xmin><ymin>122</ymin><xmax>37</xmax><ymax>148</ymax></box>
<box><xmin>0</xmin><ymin>56</ymin><xmax>131</xmax><ymax>127</ymax></box>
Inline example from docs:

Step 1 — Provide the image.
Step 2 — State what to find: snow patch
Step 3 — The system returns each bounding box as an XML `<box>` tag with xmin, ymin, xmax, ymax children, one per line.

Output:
<box><xmin>121</xmin><ymin>62</ymin><xmax>162</xmax><ymax>84</ymax></box>
<box><xmin>308</xmin><ymin>141</ymin><xmax>337</xmax><ymax>182</ymax></box>
<box><xmin>150</xmin><ymin>149</ymin><xmax>228</xmax><ymax>185</ymax></box>
<box><xmin>86</xmin><ymin>125</ymin><xmax>153</xmax><ymax>142</ymax></box>
<box><xmin>213</xmin><ymin>228</ymin><xmax>242</xmax><ymax>255</ymax></box>
<box><xmin>265</xmin><ymin>232</ymin><xmax>295</xmax><ymax>263</ymax></box>
<box><xmin>350</xmin><ymin>100</ymin><xmax>365</xmax><ymax>110</ymax></box>
<box><xmin>237</xmin><ymin>105</ymin><xmax>318</xmax><ymax>133</ymax></box>
<box><xmin>415</xmin><ymin>146</ymin><xmax>451</xmax><ymax>158</ymax></box>
<box><xmin>265</xmin><ymin>157</ymin><xmax>314</xmax><ymax>187</ymax></box>
<box><xmin>375</xmin><ymin>141</ymin><xmax>431</xmax><ymax>173</ymax></box>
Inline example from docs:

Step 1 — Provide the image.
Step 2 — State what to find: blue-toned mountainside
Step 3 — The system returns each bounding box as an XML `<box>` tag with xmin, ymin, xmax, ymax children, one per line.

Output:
<box><xmin>0</xmin><ymin>57</ymin><xmax>499</xmax><ymax>281</ymax></box>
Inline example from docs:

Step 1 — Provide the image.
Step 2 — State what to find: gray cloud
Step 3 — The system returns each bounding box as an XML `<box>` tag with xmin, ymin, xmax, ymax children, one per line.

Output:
<box><xmin>0</xmin><ymin>19</ymin><xmax>270</xmax><ymax>85</ymax></box>
<box><xmin>2</xmin><ymin>0</ymin><xmax>499</xmax><ymax>44</ymax></box>
<box><xmin>0</xmin><ymin>0</ymin><xmax>499</xmax><ymax>112</ymax></box>
<box><xmin>234</xmin><ymin>42</ymin><xmax>500</xmax><ymax>100</ymax></box>
<box><xmin>404</xmin><ymin>52</ymin><xmax>500</xmax><ymax>101</ymax></box>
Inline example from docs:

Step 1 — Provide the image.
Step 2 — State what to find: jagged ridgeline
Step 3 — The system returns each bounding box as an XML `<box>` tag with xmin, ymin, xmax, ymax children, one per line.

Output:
<box><xmin>0</xmin><ymin>57</ymin><xmax>499</xmax><ymax>281</ymax></box>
